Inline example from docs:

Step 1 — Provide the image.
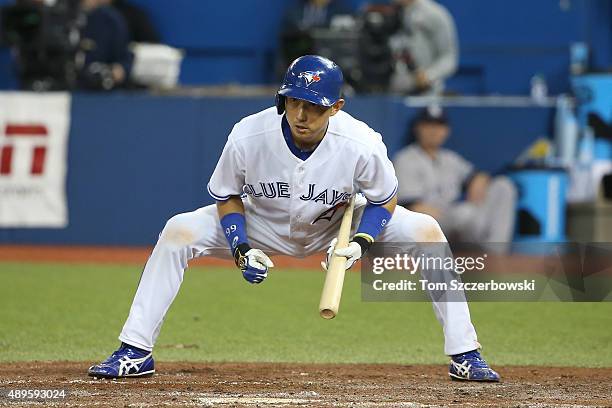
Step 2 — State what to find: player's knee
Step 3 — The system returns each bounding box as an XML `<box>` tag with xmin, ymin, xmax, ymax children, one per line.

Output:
<box><xmin>413</xmin><ymin>213</ymin><xmax>447</xmax><ymax>243</ymax></box>
<box><xmin>158</xmin><ymin>213</ymin><xmax>197</xmax><ymax>248</ymax></box>
<box><xmin>491</xmin><ymin>177</ymin><xmax>517</xmax><ymax>202</ymax></box>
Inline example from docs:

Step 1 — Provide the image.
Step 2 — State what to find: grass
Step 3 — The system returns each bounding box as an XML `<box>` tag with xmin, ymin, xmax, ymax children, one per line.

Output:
<box><xmin>0</xmin><ymin>262</ymin><xmax>611</xmax><ymax>366</ymax></box>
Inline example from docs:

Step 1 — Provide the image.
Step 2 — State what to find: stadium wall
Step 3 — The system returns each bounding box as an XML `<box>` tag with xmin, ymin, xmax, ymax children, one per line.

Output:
<box><xmin>0</xmin><ymin>94</ymin><xmax>553</xmax><ymax>245</ymax></box>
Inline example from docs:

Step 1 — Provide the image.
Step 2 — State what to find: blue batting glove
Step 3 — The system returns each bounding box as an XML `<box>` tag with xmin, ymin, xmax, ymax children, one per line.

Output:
<box><xmin>234</xmin><ymin>243</ymin><xmax>274</xmax><ymax>284</ymax></box>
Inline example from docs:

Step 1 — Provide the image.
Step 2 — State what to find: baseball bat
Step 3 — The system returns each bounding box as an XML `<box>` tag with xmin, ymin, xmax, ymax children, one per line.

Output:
<box><xmin>319</xmin><ymin>195</ymin><xmax>356</xmax><ymax>319</ymax></box>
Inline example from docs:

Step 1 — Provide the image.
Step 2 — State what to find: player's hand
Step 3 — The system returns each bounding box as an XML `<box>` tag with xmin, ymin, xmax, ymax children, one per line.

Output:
<box><xmin>467</xmin><ymin>173</ymin><xmax>490</xmax><ymax>204</ymax></box>
<box><xmin>415</xmin><ymin>69</ymin><xmax>431</xmax><ymax>90</ymax></box>
<box><xmin>234</xmin><ymin>244</ymin><xmax>274</xmax><ymax>284</ymax></box>
<box><xmin>321</xmin><ymin>238</ymin><xmax>362</xmax><ymax>271</ymax></box>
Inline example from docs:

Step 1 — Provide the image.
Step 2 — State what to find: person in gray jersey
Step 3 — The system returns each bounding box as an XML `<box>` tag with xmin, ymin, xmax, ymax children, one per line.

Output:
<box><xmin>393</xmin><ymin>107</ymin><xmax>517</xmax><ymax>253</ymax></box>
<box><xmin>389</xmin><ymin>0</ymin><xmax>458</xmax><ymax>95</ymax></box>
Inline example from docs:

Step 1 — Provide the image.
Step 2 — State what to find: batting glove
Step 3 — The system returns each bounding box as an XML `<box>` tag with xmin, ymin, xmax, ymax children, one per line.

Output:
<box><xmin>321</xmin><ymin>236</ymin><xmax>372</xmax><ymax>271</ymax></box>
<box><xmin>234</xmin><ymin>243</ymin><xmax>274</xmax><ymax>284</ymax></box>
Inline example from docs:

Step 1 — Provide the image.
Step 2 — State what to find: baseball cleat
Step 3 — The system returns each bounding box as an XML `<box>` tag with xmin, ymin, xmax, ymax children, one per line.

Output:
<box><xmin>88</xmin><ymin>342</ymin><xmax>155</xmax><ymax>379</ymax></box>
<box><xmin>448</xmin><ymin>350</ymin><xmax>500</xmax><ymax>382</ymax></box>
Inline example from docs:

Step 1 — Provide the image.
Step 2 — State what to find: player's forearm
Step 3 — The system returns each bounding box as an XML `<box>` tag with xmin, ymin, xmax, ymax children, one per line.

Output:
<box><xmin>216</xmin><ymin>196</ymin><xmax>273</xmax><ymax>284</ymax></box>
<box><xmin>216</xmin><ymin>196</ymin><xmax>245</xmax><ymax>218</ymax></box>
<box><xmin>216</xmin><ymin>196</ymin><xmax>248</xmax><ymax>256</ymax></box>
<box><xmin>353</xmin><ymin>194</ymin><xmax>397</xmax><ymax>253</ymax></box>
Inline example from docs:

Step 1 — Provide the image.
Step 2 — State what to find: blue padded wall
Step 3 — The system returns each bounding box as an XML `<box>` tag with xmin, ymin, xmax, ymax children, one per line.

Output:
<box><xmin>0</xmin><ymin>94</ymin><xmax>554</xmax><ymax>245</ymax></box>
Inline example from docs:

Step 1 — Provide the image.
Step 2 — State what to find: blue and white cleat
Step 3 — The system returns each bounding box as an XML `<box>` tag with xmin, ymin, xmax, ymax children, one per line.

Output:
<box><xmin>449</xmin><ymin>350</ymin><xmax>500</xmax><ymax>382</ymax></box>
<box><xmin>88</xmin><ymin>343</ymin><xmax>155</xmax><ymax>379</ymax></box>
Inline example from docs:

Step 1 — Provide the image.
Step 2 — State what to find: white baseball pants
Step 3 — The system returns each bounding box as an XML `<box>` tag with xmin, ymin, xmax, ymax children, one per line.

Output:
<box><xmin>119</xmin><ymin>204</ymin><xmax>479</xmax><ymax>356</ymax></box>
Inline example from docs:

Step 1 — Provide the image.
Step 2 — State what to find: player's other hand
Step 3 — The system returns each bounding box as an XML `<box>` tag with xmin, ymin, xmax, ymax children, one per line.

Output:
<box><xmin>415</xmin><ymin>69</ymin><xmax>431</xmax><ymax>90</ymax></box>
<box><xmin>467</xmin><ymin>172</ymin><xmax>490</xmax><ymax>204</ymax></box>
<box><xmin>234</xmin><ymin>244</ymin><xmax>274</xmax><ymax>284</ymax></box>
<box><xmin>321</xmin><ymin>238</ymin><xmax>362</xmax><ymax>271</ymax></box>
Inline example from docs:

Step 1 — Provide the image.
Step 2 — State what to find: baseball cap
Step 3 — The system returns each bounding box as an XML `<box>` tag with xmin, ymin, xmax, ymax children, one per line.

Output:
<box><xmin>414</xmin><ymin>105</ymin><xmax>448</xmax><ymax>125</ymax></box>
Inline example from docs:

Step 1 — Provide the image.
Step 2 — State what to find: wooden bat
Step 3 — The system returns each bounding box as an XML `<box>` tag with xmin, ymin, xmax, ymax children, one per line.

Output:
<box><xmin>319</xmin><ymin>195</ymin><xmax>356</xmax><ymax>319</ymax></box>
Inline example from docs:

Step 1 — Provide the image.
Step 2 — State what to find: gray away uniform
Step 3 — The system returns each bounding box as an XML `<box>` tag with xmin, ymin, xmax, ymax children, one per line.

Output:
<box><xmin>393</xmin><ymin>145</ymin><xmax>516</xmax><ymax>252</ymax></box>
<box><xmin>389</xmin><ymin>0</ymin><xmax>458</xmax><ymax>95</ymax></box>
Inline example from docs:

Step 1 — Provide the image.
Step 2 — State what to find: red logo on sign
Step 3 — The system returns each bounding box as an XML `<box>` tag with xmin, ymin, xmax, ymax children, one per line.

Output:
<box><xmin>0</xmin><ymin>124</ymin><xmax>48</xmax><ymax>176</ymax></box>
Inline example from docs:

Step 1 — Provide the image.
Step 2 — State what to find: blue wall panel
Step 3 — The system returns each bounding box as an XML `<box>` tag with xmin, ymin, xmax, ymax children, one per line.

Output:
<box><xmin>8</xmin><ymin>95</ymin><xmax>205</xmax><ymax>244</ymax></box>
<box><xmin>586</xmin><ymin>0</ymin><xmax>612</xmax><ymax>71</ymax></box>
<box><xmin>482</xmin><ymin>51</ymin><xmax>570</xmax><ymax>95</ymax></box>
<box><xmin>440</xmin><ymin>0</ymin><xmax>591</xmax><ymax>95</ymax></box>
<box><xmin>0</xmin><ymin>48</ymin><xmax>16</xmax><ymax>90</ymax></box>
<box><xmin>179</xmin><ymin>53</ymin><xmax>275</xmax><ymax>85</ymax></box>
<box><xmin>0</xmin><ymin>94</ymin><xmax>554</xmax><ymax>246</ymax></box>
<box><xmin>128</xmin><ymin>0</ymin><xmax>287</xmax><ymax>50</ymax></box>
<box><xmin>440</xmin><ymin>107</ymin><xmax>554</xmax><ymax>173</ymax></box>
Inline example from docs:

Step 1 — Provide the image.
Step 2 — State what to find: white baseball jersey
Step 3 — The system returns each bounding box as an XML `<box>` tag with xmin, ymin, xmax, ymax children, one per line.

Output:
<box><xmin>207</xmin><ymin>107</ymin><xmax>398</xmax><ymax>247</ymax></box>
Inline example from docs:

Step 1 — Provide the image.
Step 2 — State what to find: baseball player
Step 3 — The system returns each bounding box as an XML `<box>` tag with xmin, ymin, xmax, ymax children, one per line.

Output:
<box><xmin>88</xmin><ymin>55</ymin><xmax>500</xmax><ymax>382</ymax></box>
<box><xmin>394</xmin><ymin>107</ymin><xmax>517</xmax><ymax>254</ymax></box>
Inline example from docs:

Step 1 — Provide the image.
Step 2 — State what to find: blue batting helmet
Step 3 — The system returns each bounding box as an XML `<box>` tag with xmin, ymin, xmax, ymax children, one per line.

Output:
<box><xmin>276</xmin><ymin>55</ymin><xmax>344</xmax><ymax>114</ymax></box>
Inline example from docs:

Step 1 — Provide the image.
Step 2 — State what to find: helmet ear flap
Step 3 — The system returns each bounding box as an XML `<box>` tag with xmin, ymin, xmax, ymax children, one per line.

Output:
<box><xmin>276</xmin><ymin>94</ymin><xmax>286</xmax><ymax>115</ymax></box>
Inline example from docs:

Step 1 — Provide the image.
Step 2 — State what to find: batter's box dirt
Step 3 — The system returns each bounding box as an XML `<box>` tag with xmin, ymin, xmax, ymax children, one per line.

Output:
<box><xmin>0</xmin><ymin>362</ymin><xmax>610</xmax><ymax>407</ymax></box>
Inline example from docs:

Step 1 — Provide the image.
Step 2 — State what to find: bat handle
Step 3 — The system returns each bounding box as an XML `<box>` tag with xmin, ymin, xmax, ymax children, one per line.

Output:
<box><xmin>318</xmin><ymin>196</ymin><xmax>356</xmax><ymax>319</ymax></box>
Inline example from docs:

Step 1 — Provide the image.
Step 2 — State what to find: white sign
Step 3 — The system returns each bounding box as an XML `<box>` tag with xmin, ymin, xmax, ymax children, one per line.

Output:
<box><xmin>0</xmin><ymin>92</ymin><xmax>70</xmax><ymax>227</ymax></box>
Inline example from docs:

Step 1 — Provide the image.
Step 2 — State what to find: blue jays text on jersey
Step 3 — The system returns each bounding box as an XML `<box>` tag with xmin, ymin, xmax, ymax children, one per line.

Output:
<box><xmin>243</xmin><ymin>182</ymin><xmax>351</xmax><ymax>206</ymax></box>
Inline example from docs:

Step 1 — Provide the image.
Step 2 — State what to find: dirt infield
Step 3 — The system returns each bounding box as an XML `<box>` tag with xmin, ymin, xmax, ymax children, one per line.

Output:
<box><xmin>0</xmin><ymin>362</ymin><xmax>611</xmax><ymax>407</ymax></box>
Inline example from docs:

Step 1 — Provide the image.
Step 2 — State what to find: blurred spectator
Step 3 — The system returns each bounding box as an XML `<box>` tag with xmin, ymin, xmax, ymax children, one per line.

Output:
<box><xmin>279</xmin><ymin>0</ymin><xmax>352</xmax><ymax>69</ymax></box>
<box><xmin>388</xmin><ymin>0</ymin><xmax>458</xmax><ymax>95</ymax></box>
<box><xmin>78</xmin><ymin>0</ymin><xmax>133</xmax><ymax>90</ymax></box>
<box><xmin>111</xmin><ymin>0</ymin><xmax>160</xmax><ymax>43</ymax></box>
<box><xmin>393</xmin><ymin>107</ymin><xmax>517</xmax><ymax>252</ymax></box>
